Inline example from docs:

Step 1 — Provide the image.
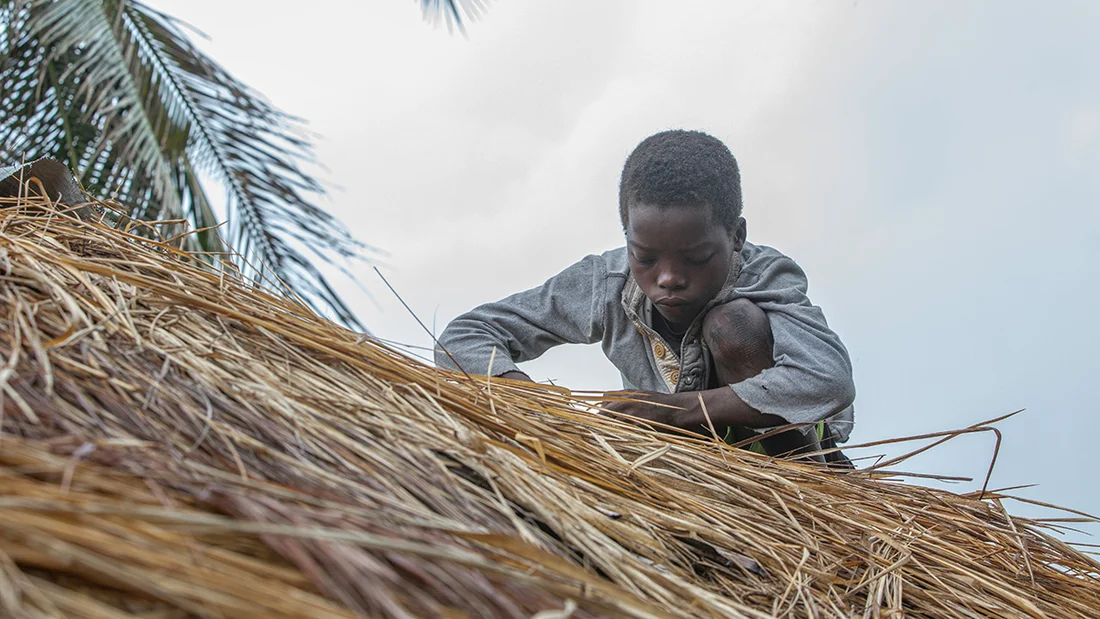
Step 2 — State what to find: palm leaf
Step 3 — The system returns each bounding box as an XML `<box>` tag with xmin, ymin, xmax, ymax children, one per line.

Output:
<box><xmin>418</xmin><ymin>0</ymin><xmax>489</xmax><ymax>33</ymax></box>
<box><xmin>1</xmin><ymin>0</ymin><xmax>492</xmax><ymax>331</ymax></box>
<box><xmin>1</xmin><ymin>0</ymin><xmax>366</xmax><ymax>329</ymax></box>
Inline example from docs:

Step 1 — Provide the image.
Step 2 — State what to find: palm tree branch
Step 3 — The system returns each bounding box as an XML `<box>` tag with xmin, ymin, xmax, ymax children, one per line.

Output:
<box><xmin>2</xmin><ymin>0</ymin><xmax>368</xmax><ymax>329</ymax></box>
<box><xmin>122</xmin><ymin>2</ymin><xmax>367</xmax><ymax>328</ymax></box>
<box><xmin>43</xmin><ymin>61</ymin><xmax>80</xmax><ymax>172</ymax></box>
<box><xmin>45</xmin><ymin>0</ymin><xmax>182</xmax><ymax>211</ymax></box>
<box><xmin>418</xmin><ymin>0</ymin><xmax>488</xmax><ymax>33</ymax></box>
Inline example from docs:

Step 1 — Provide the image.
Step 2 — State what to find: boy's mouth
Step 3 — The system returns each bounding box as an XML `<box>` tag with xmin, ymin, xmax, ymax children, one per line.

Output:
<box><xmin>654</xmin><ymin>297</ymin><xmax>689</xmax><ymax>307</ymax></box>
<box><xmin>655</xmin><ymin>298</ymin><xmax>698</xmax><ymax>325</ymax></box>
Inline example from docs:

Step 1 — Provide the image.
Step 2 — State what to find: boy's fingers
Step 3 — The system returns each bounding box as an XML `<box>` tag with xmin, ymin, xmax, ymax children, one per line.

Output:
<box><xmin>594</xmin><ymin>392</ymin><xmax>632</xmax><ymax>413</ymax></box>
<box><xmin>594</xmin><ymin>400</ymin><xmax>623</xmax><ymax>414</ymax></box>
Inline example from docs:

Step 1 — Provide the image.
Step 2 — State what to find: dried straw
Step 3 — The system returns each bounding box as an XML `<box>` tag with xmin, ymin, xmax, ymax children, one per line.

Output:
<box><xmin>0</xmin><ymin>193</ymin><xmax>1096</xmax><ymax>618</ymax></box>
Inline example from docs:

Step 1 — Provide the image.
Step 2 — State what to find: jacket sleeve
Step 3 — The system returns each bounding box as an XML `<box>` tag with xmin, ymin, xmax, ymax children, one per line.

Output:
<box><xmin>434</xmin><ymin>254</ymin><xmax>608</xmax><ymax>377</ymax></box>
<box><xmin>728</xmin><ymin>251</ymin><xmax>856</xmax><ymax>432</ymax></box>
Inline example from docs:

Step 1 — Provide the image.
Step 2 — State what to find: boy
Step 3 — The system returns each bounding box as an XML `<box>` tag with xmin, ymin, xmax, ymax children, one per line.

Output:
<box><xmin>435</xmin><ymin>130</ymin><xmax>855</xmax><ymax>461</ymax></box>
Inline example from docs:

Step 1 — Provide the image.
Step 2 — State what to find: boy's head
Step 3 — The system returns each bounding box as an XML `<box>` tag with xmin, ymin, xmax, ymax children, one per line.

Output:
<box><xmin>618</xmin><ymin>129</ymin><xmax>743</xmax><ymax>232</ymax></box>
<box><xmin>619</xmin><ymin>130</ymin><xmax>748</xmax><ymax>329</ymax></box>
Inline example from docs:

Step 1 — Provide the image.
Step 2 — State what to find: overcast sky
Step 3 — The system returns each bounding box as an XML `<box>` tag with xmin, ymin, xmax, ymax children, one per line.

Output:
<box><xmin>149</xmin><ymin>0</ymin><xmax>1099</xmax><ymax>543</ymax></box>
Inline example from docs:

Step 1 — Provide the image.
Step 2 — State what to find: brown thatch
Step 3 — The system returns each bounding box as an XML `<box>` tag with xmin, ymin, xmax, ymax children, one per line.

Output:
<box><xmin>0</xmin><ymin>191</ymin><xmax>1097</xmax><ymax>618</ymax></box>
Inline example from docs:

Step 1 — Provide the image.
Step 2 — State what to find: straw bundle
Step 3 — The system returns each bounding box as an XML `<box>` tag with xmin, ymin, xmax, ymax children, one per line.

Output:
<box><xmin>0</xmin><ymin>193</ymin><xmax>1097</xmax><ymax>618</ymax></box>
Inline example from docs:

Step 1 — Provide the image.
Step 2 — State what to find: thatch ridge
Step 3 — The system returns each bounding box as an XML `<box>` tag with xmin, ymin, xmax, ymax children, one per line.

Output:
<box><xmin>0</xmin><ymin>193</ymin><xmax>1097</xmax><ymax>617</ymax></box>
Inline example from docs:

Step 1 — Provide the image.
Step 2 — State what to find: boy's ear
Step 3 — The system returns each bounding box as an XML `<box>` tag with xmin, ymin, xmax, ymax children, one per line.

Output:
<box><xmin>731</xmin><ymin>217</ymin><xmax>747</xmax><ymax>252</ymax></box>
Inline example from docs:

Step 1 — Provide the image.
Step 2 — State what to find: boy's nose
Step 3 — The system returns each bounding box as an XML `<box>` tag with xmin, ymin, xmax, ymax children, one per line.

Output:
<box><xmin>657</xmin><ymin>267</ymin><xmax>686</xmax><ymax>289</ymax></box>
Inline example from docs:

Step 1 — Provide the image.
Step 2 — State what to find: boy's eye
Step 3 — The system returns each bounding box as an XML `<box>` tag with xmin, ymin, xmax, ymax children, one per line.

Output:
<box><xmin>687</xmin><ymin>254</ymin><xmax>714</xmax><ymax>266</ymax></box>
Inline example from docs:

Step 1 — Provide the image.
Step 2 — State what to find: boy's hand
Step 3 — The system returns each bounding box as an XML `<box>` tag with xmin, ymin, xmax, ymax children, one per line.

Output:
<box><xmin>600</xmin><ymin>391</ymin><xmax>677</xmax><ymax>427</ymax></box>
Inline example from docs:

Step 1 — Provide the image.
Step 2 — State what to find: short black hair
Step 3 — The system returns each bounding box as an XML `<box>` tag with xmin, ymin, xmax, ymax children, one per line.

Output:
<box><xmin>618</xmin><ymin>130</ymin><xmax>742</xmax><ymax>230</ymax></box>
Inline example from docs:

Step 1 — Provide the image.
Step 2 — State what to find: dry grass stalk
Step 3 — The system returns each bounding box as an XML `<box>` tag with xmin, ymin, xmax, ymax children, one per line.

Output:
<box><xmin>0</xmin><ymin>193</ymin><xmax>1096</xmax><ymax>618</ymax></box>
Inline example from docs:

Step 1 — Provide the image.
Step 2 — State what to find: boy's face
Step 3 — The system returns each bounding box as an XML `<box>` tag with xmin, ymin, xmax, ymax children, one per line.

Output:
<box><xmin>625</xmin><ymin>202</ymin><xmax>746</xmax><ymax>330</ymax></box>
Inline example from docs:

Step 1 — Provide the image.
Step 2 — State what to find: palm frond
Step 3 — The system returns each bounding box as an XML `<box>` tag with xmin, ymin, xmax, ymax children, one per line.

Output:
<box><xmin>418</xmin><ymin>0</ymin><xmax>488</xmax><ymax>33</ymax></box>
<box><xmin>0</xmin><ymin>0</ymin><xmax>366</xmax><ymax>329</ymax></box>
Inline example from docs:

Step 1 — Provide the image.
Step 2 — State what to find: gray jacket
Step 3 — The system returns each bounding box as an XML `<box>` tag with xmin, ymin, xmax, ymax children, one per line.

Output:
<box><xmin>435</xmin><ymin>242</ymin><xmax>855</xmax><ymax>442</ymax></box>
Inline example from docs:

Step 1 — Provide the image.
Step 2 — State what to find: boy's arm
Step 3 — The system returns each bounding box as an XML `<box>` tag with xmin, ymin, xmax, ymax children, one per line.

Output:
<box><xmin>435</xmin><ymin>254</ymin><xmax>608</xmax><ymax>378</ymax></box>
<box><xmin>726</xmin><ymin>251</ymin><xmax>856</xmax><ymax>430</ymax></box>
<box><xmin>607</xmin><ymin>250</ymin><xmax>854</xmax><ymax>438</ymax></box>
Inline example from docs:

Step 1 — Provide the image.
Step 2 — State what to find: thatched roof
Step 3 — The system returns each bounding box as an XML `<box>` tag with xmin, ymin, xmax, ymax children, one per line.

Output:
<box><xmin>0</xmin><ymin>189</ymin><xmax>1097</xmax><ymax>618</ymax></box>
